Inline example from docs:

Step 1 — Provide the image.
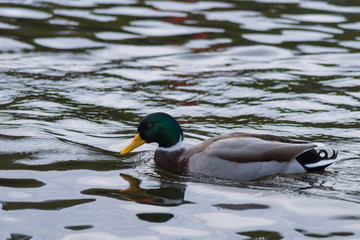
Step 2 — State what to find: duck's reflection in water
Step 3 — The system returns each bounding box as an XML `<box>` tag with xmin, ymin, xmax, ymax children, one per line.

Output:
<box><xmin>81</xmin><ymin>174</ymin><xmax>191</xmax><ymax>206</ymax></box>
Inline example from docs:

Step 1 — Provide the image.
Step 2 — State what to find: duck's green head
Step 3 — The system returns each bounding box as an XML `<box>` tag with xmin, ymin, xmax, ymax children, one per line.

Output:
<box><xmin>120</xmin><ymin>112</ymin><xmax>184</xmax><ymax>154</ymax></box>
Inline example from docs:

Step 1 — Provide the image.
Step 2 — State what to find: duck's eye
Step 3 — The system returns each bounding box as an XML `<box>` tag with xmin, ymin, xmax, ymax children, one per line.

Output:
<box><xmin>146</xmin><ymin>123</ymin><xmax>153</xmax><ymax>129</ymax></box>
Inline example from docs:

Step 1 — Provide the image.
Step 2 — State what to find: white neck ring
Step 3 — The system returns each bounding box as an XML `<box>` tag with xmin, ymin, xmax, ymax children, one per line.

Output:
<box><xmin>157</xmin><ymin>138</ymin><xmax>184</xmax><ymax>152</ymax></box>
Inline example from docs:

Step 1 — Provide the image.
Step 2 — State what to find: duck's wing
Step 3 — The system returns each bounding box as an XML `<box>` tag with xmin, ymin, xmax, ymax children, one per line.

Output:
<box><xmin>186</xmin><ymin>133</ymin><xmax>316</xmax><ymax>164</ymax></box>
<box><xmin>185</xmin><ymin>135</ymin><xmax>316</xmax><ymax>181</ymax></box>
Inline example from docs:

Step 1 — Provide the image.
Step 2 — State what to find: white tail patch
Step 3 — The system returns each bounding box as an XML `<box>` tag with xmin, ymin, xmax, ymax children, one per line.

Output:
<box><xmin>305</xmin><ymin>159</ymin><xmax>338</xmax><ymax>169</ymax></box>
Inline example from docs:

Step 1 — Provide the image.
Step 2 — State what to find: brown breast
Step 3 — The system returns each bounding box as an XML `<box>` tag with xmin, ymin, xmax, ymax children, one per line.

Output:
<box><xmin>154</xmin><ymin>149</ymin><xmax>189</xmax><ymax>173</ymax></box>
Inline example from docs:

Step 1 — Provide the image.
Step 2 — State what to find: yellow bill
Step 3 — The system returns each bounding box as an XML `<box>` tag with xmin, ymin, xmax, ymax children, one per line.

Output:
<box><xmin>120</xmin><ymin>133</ymin><xmax>146</xmax><ymax>155</ymax></box>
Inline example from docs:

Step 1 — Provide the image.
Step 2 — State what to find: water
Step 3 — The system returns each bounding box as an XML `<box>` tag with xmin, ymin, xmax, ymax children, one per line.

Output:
<box><xmin>0</xmin><ymin>0</ymin><xmax>360</xmax><ymax>239</ymax></box>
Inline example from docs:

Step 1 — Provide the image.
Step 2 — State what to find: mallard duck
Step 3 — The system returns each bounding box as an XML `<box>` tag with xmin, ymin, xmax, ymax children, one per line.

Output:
<box><xmin>120</xmin><ymin>112</ymin><xmax>338</xmax><ymax>181</ymax></box>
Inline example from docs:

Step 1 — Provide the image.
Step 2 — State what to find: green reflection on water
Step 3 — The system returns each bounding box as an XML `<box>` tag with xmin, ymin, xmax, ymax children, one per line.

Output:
<box><xmin>1</xmin><ymin>198</ymin><xmax>95</xmax><ymax>211</ymax></box>
<box><xmin>0</xmin><ymin>178</ymin><xmax>45</xmax><ymax>188</ymax></box>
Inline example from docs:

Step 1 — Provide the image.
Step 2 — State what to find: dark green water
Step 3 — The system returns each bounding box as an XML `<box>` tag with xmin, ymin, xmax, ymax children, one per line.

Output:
<box><xmin>0</xmin><ymin>0</ymin><xmax>360</xmax><ymax>239</ymax></box>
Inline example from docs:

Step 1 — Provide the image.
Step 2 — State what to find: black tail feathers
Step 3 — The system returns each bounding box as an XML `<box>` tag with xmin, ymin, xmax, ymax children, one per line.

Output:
<box><xmin>296</xmin><ymin>148</ymin><xmax>338</xmax><ymax>172</ymax></box>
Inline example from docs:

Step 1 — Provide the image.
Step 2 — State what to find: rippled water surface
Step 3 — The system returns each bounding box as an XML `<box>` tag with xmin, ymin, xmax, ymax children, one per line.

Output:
<box><xmin>1</xmin><ymin>0</ymin><xmax>360</xmax><ymax>239</ymax></box>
